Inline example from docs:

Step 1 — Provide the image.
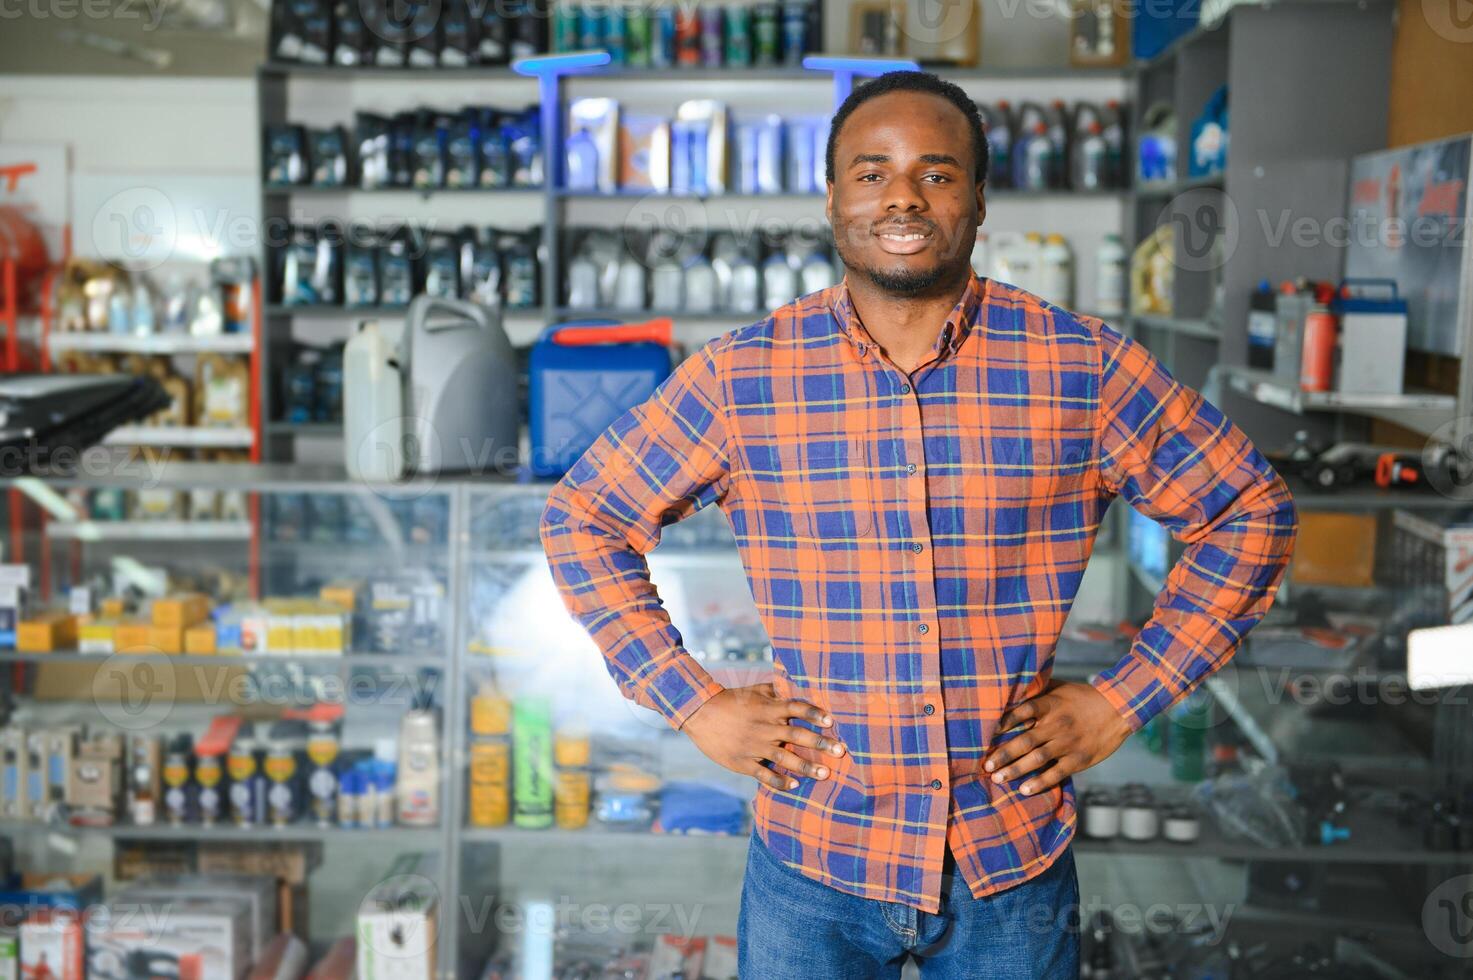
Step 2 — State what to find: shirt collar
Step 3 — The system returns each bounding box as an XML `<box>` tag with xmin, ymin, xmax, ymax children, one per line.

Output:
<box><xmin>828</xmin><ymin>272</ymin><xmax>986</xmax><ymax>361</ymax></box>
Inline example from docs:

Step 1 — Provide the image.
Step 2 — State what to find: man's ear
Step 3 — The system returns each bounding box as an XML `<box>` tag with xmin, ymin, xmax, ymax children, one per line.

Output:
<box><xmin>975</xmin><ymin>181</ymin><xmax>987</xmax><ymax>228</ymax></box>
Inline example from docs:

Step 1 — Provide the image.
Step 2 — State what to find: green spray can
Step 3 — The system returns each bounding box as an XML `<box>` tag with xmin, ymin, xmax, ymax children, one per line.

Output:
<box><xmin>625</xmin><ymin>7</ymin><xmax>652</xmax><ymax>67</ymax></box>
<box><xmin>512</xmin><ymin>696</ymin><xmax>554</xmax><ymax>828</ymax></box>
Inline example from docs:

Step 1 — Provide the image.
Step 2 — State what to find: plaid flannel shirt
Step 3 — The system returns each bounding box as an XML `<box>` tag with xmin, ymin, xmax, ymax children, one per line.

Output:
<box><xmin>541</xmin><ymin>274</ymin><xmax>1297</xmax><ymax>913</ymax></box>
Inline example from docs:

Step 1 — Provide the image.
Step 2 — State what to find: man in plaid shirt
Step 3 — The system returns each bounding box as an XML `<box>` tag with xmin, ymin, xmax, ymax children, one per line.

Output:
<box><xmin>543</xmin><ymin>71</ymin><xmax>1297</xmax><ymax>978</ymax></box>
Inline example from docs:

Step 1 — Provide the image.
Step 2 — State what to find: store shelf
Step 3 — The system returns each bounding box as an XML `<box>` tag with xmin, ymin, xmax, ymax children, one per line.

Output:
<box><xmin>471</xmin><ymin>547</ymin><xmax>740</xmax><ymax>570</ymax></box>
<box><xmin>0</xmin><ymin>651</ymin><xmax>445</xmax><ymax>668</ymax></box>
<box><xmin>552</xmin><ymin>307</ymin><xmax>764</xmax><ymax>323</ymax></box>
<box><xmin>258</xmin><ymin>63</ymin><xmax>1131</xmax><ymax>82</ymax></box>
<box><xmin>1130</xmin><ymin>313</ymin><xmax>1220</xmax><ymax>340</ymax></box>
<box><xmin>263</xmin><ymin>185</ymin><xmax>542</xmax><ymax>197</ymax></box>
<box><xmin>1134</xmin><ymin>172</ymin><xmax>1226</xmax><ymax>197</ymax></box>
<box><xmin>1280</xmin><ymin>472</ymin><xmax>1473</xmax><ymax>511</ymax></box>
<box><xmin>460</xmin><ymin>826</ymin><xmax>752</xmax><ymax>845</ymax></box>
<box><xmin>267</xmin><ymin>420</ymin><xmax>343</xmax><ymax>437</ymax></box>
<box><xmin>265</xmin><ymin>305</ymin><xmax>545</xmax><ymax>322</ymax></box>
<box><xmin>46</xmin><ymin>333</ymin><xmax>254</xmax><ymax>355</ymax></box>
<box><xmin>45</xmin><ymin>519</ymin><xmax>253</xmax><ymax>542</ymax></box>
<box><xmin>1223</xmin><ymin>365</ymin><xmax>1457</xmax><ymax>437</ymax></box>
<box><xmin>1074</xmin><ymin>817</ymin><xmax>1464</xmax><ymax>865</ymax></box>
<box><xmin>0</xmin><ymin>818</ymin><xmax>443</xmax><ymax>843</ymax></box>
<box><xmin>102</xmin><ymin>426</ymin><xmax>255</xmax><ymax>449</ymax></box>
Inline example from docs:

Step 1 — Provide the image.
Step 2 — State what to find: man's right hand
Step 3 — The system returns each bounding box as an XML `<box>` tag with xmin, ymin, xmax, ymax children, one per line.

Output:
<box><xmin>681</xmin><ymin>682</ymin><xmax>848</xmax><ymax>791</ymax></box>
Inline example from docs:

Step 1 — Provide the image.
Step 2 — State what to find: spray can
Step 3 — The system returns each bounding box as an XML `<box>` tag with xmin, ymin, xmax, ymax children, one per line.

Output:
<box><xmin>264</xmin><ymin>741</ymin><xmax>298</xmax><ymax>828</ymax></box>
<box><xmin>161</xmin><ymin>736</ymin><xmax>193</xmax><ymax>827</ymax></box>
<box><xmin>724</xmin><ymin>4</ymin><xmax>752</xmax><ymax>66</ymax></box>
<box><xmin>625</xmin><ymin>7</ymin><xmax>651</xmax><ymax>67</ymax></box>
<box><xmin>700</xmin><ymin>5</ymin><xmax>724</xmax><ymax>66</ymax></box>
<box><xmin>306</xmin><ymin>720</ymin><xmax>340</xmax><ymax>827</ymax></box>
<box><xmin>513</xmin><ymin>697</ymin><xmax>554</xmax><ymax>829</ymax></box>
<box><xmin>577</xmin><ymin>2</ymin><xmax>605</xmax><ymax>50</ymax></box>
<box><xmin>603</xmin><ymin>5</ymin><xmax>626</xmax><ymax>64</ymax></box>
<box><xmin>781</xmin><ymin>0</ymin><xmax>808</xmax><ymax>65</ymax></box>
<box><xmin>753</xmin><ymin>3</ymin><xmax>779</xmax><ymax>64</ymax></box>
<box><xmin>196</xmin><ymin>749</ymin><xmax>224</xmax><ymax>826</ymax></box>
<box><xmin>397</xmin><ymin>706</ymin><xmax>440</xmax><ymax>827</ymax></box>
<box><xmin>652</xmin><ymin>7</ymin><xmax>676</xmax><ymax>67</ymax></box>
<box><xmin>227</xmin><ymin>728</ymin><xmax>259</xmax><ymax>827</ymax></box>
<box><xmin>553</xmin><ymin>3</ymin><xmax>578</xmax><ymax>52</ymax></box>
<box><xmin>675</xmin><ymin>8</ymin><xmax>701</xmax><ymax>66</ymax></box>
<box><xmin>468</xmin><ymin>690</ymin><xmax>511</xmax><ymax>829</ymax></box>
<box><xmin>1300</xmin><ymin>304</ymin><xmax>1337</xmax><ymax>392</ymax></box>
<box><xmin>553</xmin><ymin>730</ymin><xmax>592</xmax><ymax>830</ymax></box>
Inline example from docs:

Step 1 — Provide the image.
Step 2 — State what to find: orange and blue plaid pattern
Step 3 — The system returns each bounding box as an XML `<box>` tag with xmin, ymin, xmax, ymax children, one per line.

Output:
<box><xmin>541</xmin><ymin>273</ymin><xmax>1297</xmax><ymax>913</ymax></box>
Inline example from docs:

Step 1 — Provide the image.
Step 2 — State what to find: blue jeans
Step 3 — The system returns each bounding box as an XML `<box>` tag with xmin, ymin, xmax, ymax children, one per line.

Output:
<box><xmin>738</xmin><ymin>831</ymin><xmax>1079</xmax><ymax>979</ymax></box>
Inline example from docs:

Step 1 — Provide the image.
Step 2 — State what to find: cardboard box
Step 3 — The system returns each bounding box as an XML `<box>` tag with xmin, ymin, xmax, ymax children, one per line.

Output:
<box><xmin>122</xmin><ymin>874</ymin><xmax>277</xmax><ymax>962</ymax></box>
<box><xmin>1291</xmin><ymin>512</ymin><xmax>1377</xmax><ymax>588</ymax></box>
<box><xmin>0</xmin><ymin>933</ymin><xmax>16</xmax><ymax>980</ymax></box>
<box><xmin>197</xmin><ymin>843</ymin><xmax>324</xmax><ymax>886</ymax></box>
<box><xmin>1</xmin><ymin>727</ymin><xmax>27</xmax><ymax>820</ymax></box>
<box><xmin>17</xmin><ymin>613</ymin><xmax>77</xmax><ymax>653</ymax></box>
<box><xmin>99</xmin><ymin>894</ymin><xmax>252</xmax><ymax>980</ymax></box>
<box><xmin>100</xmin><ymin>597</ymin><xmax>127</xmax><ymax>618</ymax></box>
<box><xmin>18</xmin><ymin>911</ymin><xmax>84</xmax><ymax>980</ymax></box>
<box><xmin>1391</xmin><ymin>509</ymin><xmax>1473</xmax><ymax>623</ymax></box>
<box><xmin>67</xmin><ymin>732</ymin><xmax>123</xmax><ymax>820</ymax></box>
<box><xmin>152</xmin><ymin>593</ymin><xmax>211</xmax><ymax>630</ymax></box>
<box><xmin>356</xmin><ymin>875</ymin><xmax>438</xmax><ymax>980</ymax></box>
<box><xmin>0</xmin><ymin>873</ymin><xmax>103</xmax><ymax>911</ymax></box>
<box><xmin>147</xmin><ymin>625</ymin><xmax>185</xmax><ymax>655</ymax></box>
<box><xmin>42</xmin><ymin>729</ymin><xmax>78</xmax><ymax>818</ymax></box>
<box><xmin>114</xmin><ymin>620</ymin><xmax>154</xmax><ymax>653</ymax></box>
<box><xmin>186</xmin><ymin>625</ymin><xmax>219</xmax><ymax>655</ymax></box>
<box><xmin>78</xmin><ymin>618</ymin><xmax>119</xmax><ymax>654</ymax></box>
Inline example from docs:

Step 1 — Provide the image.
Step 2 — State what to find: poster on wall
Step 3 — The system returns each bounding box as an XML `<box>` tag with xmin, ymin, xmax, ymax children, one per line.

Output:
<box><xmin>1343</xmin><ymin>134</ymin><xmax>1472</xmax><ymax>357</ymax></box>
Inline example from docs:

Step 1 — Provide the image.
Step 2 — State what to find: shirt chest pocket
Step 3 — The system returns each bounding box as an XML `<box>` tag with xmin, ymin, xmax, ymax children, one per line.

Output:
<box><xmin>766</xmin><ymin>439</ymin><xmax>875</xmax><ymax>540</ymax></box>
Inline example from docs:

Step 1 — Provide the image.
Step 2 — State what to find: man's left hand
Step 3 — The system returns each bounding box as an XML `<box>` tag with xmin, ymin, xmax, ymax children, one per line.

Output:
<box><xmin>982</xmin><ymin>680</ymin><xmax>1134</xmax><ymax>796</ymax></box>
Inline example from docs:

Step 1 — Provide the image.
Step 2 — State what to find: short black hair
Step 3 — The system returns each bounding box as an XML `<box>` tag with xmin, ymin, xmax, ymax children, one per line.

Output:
<box><xmin>825</xmin><ymin>71</ymin><xmax>989</xmax><ymax>186</ymax></box>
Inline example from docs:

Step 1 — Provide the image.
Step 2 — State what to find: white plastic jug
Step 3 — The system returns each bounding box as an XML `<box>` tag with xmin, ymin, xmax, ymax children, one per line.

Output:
<box><xmin>343</xmin><ymin>320</ymin><xmax>405</xmax><ymax>482</ymax></box>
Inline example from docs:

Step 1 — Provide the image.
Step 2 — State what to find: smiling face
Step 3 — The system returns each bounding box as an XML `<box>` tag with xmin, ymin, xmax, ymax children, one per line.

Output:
<box><xmin>827</xmin><ymin>90</ymin><xmax>986</xmax><ymax>296</ymax></box>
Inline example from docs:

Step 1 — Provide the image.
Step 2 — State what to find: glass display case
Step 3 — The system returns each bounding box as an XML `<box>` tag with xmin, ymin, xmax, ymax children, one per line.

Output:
<box><xmin>2</xmin><ymin>464</ymin><xmax>1469</xmax><ymax>977</ymax></box>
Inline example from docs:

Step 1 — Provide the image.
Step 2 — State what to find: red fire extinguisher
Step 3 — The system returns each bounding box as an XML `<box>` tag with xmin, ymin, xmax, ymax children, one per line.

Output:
<box><xmin>1300</xmin><ymin>303</ymin><xmax>1337</xmax><ymax>392</ymax></box>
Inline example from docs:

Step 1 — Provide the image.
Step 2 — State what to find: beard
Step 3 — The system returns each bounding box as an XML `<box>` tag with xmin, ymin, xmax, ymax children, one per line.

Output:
<box><xmin>831</xmin><ymin>220</ymin><xmax>972</xmax><ymax>298</ymax></box>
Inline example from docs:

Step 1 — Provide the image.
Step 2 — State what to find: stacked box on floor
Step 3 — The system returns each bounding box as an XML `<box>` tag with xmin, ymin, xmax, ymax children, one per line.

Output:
<box><xmin>1391</xmin><ymin>509</ymin><xmax>1473</xmax><ymax>624</ymax></box>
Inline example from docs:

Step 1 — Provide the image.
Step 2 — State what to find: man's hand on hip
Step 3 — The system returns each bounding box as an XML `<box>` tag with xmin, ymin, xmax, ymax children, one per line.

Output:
<box><xmin>682</xmin><ymin>683</ymin><xmax>847</xmax><ymax>791</ymax></box>
<box><xmin>982</xmin><ymin>679</ymin><xmax>1133</xmax><ymax>796</ymax></box>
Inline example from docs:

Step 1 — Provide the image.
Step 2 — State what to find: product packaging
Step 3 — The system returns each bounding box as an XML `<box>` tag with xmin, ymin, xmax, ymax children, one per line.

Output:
<box><xmin>512</xmin><ymin>697</ymin><xmax>553</xmax><ymax>828</ymax></box>
<box><xmin>19</xmin><ymin>911</ymin><xmax>84</xmax><ymax>980</ymax></box>
<box><xmin>99</xmin><ymin>894</ymin><xmax>253</xmax><ymax>980</ymax></box>
<box><xmin>618</xmin><ymin>114</ymin><xmax>672</xmax><ymax>192</ymax></box>
<box><xmin>357</xmin><ymin>871</ymin><xmax>438</xmax><ymax>980</ymax></box>
<box><xmin>568</xmin><ymin>98</ymin><xmax>620</xmax><ymax>195</ymax></box>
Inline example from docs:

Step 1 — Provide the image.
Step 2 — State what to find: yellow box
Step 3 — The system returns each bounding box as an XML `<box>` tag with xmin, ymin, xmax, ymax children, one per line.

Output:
<box><xmin>1293</xmin><ymin>512</ymin><xmax>1378</xmax><ymax>588</ymax></box>
<box><xmin>319</xmin><ymin>582</ymin><xmax>359</xmax><ymax>613</ymax></box>
<box><xmin>100</xmin><ymin>598</ymin><xmax>127</xmax><ymax>619</ymax></box>
<box><xmin>17</xmin><ymin>613</ymin><xmax>79</xmax><ymax>653</ymax></box>
<box><xmin>151</xmin><ymin>593</ymin><xmax>211</xmax><ymax>629</ymax></box>
<box><xmin>114</xmin><ymin>621</ymin><xmax>154</xmax><ymax>653</ymax></box>
<box><xmin>79</xmin><ymin>618</ymin><xmax>119</xmax><ymax>654</ymax></box>
<box><xmin>184</xmin><ymin>625</ymin><xmax>218</xmax><ymax>655</ymax></box>
<box><xmin>147</xmin><ymin>626</ymin><xmax>185</xmax><ymax>655</ymax></box>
